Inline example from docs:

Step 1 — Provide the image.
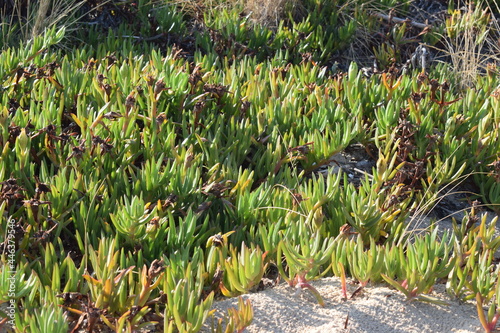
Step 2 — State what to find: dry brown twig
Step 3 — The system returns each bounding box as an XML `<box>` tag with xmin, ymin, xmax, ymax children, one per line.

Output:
<box><xmin>372</xmin><ymin>11</ymin><xmax>432</xmax><ymax>30</ymax></box>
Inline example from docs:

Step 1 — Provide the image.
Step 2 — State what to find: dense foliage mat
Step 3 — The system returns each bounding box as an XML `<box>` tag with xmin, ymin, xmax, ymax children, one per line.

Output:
<box><xmin>0</xmin><ymin>1</ymin><xmax>499</xmax><ymax>332</ymax></box>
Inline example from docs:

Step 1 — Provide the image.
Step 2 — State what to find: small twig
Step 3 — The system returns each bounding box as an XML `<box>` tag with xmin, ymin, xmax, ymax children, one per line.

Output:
<box><xmin>120</xmin><ymin>33</ymin><xmax>166</xmax><ymax>42</ymax></box>
<box><xmin>353</xmin><ymin>168</ymin><xmax>374</xmax><ymax>180</ymax></box>
<box><xmin>372</xmin><ymin>12</ymin><xmax>431</xmax><ymax>30</ymax></box>
<box><xmin>350</xmin><ymin>285</ymin><xmax>364</xmax><ymax>299</ymax></box>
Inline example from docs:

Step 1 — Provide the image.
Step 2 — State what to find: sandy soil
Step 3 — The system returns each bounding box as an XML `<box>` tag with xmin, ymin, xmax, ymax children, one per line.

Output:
<box><xmin>202</xmin><ymin>277</ymin><xmax>482</xmax><ymax>333</ymax></box>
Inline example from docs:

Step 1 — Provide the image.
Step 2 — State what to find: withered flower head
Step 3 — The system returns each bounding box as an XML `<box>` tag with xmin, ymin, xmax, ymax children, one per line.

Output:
<box><xmin>105</xmin><ymin>54</ymin><xmax>117</xmax><ymax>68</ymax></box>
<box><xmin>210</xmin><ymin>234</ymin><xmax>224</xmax><ymax>247</ymax></box>
<box><xmin>46</xmin><ymin>61</ymin><xmax>59</xmax><ymax>76</ymax></box>
<box><xmin>203</xmin><ymin>83</ymin><xmax>229</xmax><ymax>98</ymax></box>
<box><xmin>145</xmin><ymin>75</ymin><xmax>155</xmax><ymax>87</ymax></box>
<box><xmin>193</xmin><ymin>100</ymin><xmax>205</xmax><ymax>114</ymax></box>
<box><xmin>66</xmin><ymin>144</ymin><xmax>85</xmax><ymax>161</ymax></box>
<box><xmin>125</xmin><ymin>93</ymin><xmax>136</xmax><ymax>111</ymax></box>
<box><xmin>417</xmin><ymin>72</ymin><xmax>427</xmax><ymax>83</ymax></box>
<box><xmin>410</xmin><ymin>92</ymin><xmax>425</xmax><ymax>104</ymax></box>
<box><xmin>188</xmin><ymin>65</ymin><xmax>203</xmax><ymax>86</ymax></box>
<box><xmin>35</xmin><ymin>182</ymin><xmax>51</xmax><ymax>195</ymax></box>
<box><xmin>429</xmin><ymin>79</ymin><xmax>440</xmax><ymax>90</ymax></box>
<box><xmin>162</xmin><ymin>194</ymin><xmax>178</xmax><ymax>209</ymax></box>
<box><xmin>240</xmin><ymin>100</ymin><xmax>251</xmax><ymax>115</ymax></box>
<box><xmin>154</xmin><ymin>79</ymin><xmax>166</xmax><ymax>97</ymax></box>
<box><xmin>103</xmin><ymin>84</ymin><xmax>112</xmax><ymax>97</ymax></box>
<box><xmin>36</xmin><ymin>67</ymin><xmax>45</xmax><ymax>79</ymax></box>
<box><xmin>96</xmin><ymin>73</ymin><xmax>106</xmax><ymax>85</ymax></box>
<box><xmin>441</xmin><ymin>81</ymin><xmax>450</xmax><ymax>92</ymax></box>
<box><xmin>148</xmin><ymin>259</ymin><xmax>165</xmax><ymax>279</ymax></box>
<box><xmin>103</xmin><ymin>111</ymin><xmax>123</xmax><ymax>120</ymax></box>
<box><xmin>156</xmin><ymin>113</ymin><xmax>167</xmax><ymax>125</ymax></box>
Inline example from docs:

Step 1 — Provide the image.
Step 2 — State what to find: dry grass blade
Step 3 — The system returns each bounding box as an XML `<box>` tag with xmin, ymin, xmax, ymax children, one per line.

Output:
<box><xmin>31</xmin><ymin>0</ymin><xmax>51</xmax><ymax>39</ymax></box>
<box><xmin>1</xmin><ymin>0</ymin><xmax>99</xmax><ymax>48</ymax></box>
<box><xmin>434</xmin><ymin>0</ymin><xmax>500</xmax><ymax>89</ymax></box>
<box><xmin>245</xmin><ymin>0</ymin><xmax>302</xmax><ymax>28</ymax></box>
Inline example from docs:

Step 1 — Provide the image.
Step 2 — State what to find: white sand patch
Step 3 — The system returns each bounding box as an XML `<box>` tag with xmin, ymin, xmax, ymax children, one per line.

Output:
<box><xmin>203</xmin><ymin>278</ymin><xmax>482</xmax><ymax>333</ymax></box>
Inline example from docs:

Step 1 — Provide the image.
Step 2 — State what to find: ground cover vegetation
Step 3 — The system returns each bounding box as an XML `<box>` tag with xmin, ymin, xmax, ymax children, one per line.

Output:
<box><xmin>0</xmin><ymin>0</ymin><xmax>499</xmax><ymax>332</ymax></box>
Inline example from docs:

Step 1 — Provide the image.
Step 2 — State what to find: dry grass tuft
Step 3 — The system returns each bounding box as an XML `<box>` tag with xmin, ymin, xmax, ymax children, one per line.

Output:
<box><xmin>244</xmin><ymin>0</ymin><xmax>303</xmax><ymax>28</ymax></box>
<box><xmin>1</xmin><ymin>0</ymin><xmax>87</xmax><ymax>48</ymax></box>
<box><xmin>438</xmin><ymin>0</ymin><xmax>500</xmax><ymax>89</ymax></box>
